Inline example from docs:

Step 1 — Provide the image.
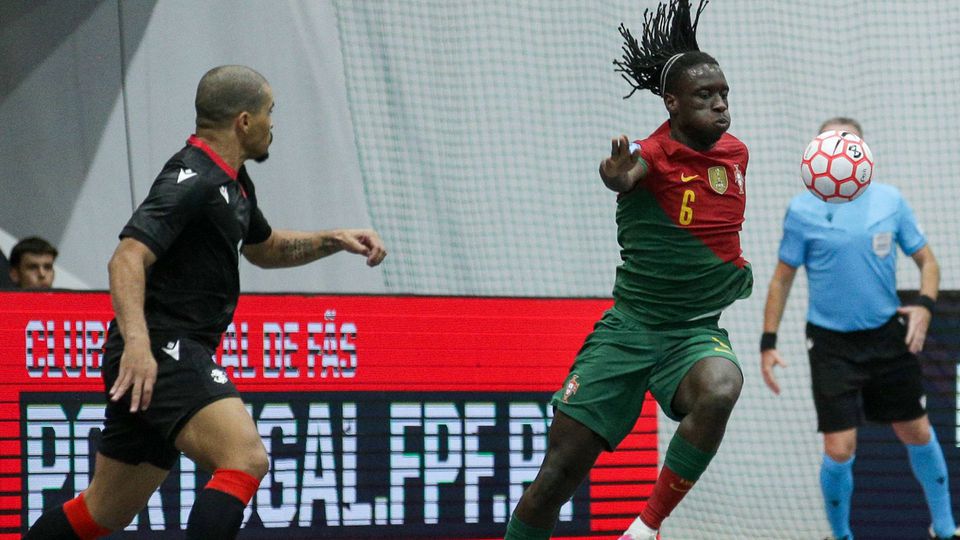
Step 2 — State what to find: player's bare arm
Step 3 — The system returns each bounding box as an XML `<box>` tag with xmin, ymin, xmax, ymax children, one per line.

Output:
<box><xmin>761</xmin><ymin>261</ymin><xmax>798</xmax><ymax>395</ymax></box>
<box><xmin>242</xmin><ymin>228</ymin><xmax>387</xmax><ymax>268</ymax></box>
<box><xmin>897</xmin><ymin>245</ymin><xmax>940</xmax><ymax>353</ymax></box>
<box><xmin>599</xmin><ymin>134</ymin><xmax>647</xmax><ymax>192</ymax></box>
<box><xmin>106</xmin><ymin>237</ymin><xmax>159</xmax><ymax>413</ymax></box>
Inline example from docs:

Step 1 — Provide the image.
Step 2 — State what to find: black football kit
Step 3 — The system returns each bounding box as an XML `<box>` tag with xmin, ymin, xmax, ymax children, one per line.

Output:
<box><xmin>100</xmin><ymin>135</ymin><xmax>272</xmax><ymax>468</ymax></box>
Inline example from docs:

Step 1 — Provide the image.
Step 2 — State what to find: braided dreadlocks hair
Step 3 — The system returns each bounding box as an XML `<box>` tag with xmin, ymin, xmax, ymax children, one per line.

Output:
<box><xmin>614</xmin><ymin>0</ymin><xmax>716</xmax><ymax>99</ymax></box>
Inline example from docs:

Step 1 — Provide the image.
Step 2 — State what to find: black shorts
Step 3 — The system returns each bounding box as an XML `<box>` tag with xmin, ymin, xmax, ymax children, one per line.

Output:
<box><xmin>807</xmin><ymin>316</ymin><xmax>925</xmax><ymax>433</ymax></box>
<box><xmin>98</xmin><ymin>336</ymin><xmax>240</xmax><ymax>469</ymax></box>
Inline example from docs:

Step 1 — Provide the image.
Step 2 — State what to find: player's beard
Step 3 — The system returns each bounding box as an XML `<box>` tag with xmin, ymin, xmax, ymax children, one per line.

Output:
<box><xmin>254</xmin><ymin>132</ymin><xmax>273</xmax><ymax>163</ymax></box>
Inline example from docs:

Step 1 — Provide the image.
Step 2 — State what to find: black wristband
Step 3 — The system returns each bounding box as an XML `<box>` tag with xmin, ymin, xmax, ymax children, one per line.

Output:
<box><xmin>760</xmin><ymin>332</ymin><xmax>777</xmax><ymax>352</ymax></box>
<box><xmin>916</xmin><ymin>294</ymin><xmax>936</xmax><ymax>314</ymax></box>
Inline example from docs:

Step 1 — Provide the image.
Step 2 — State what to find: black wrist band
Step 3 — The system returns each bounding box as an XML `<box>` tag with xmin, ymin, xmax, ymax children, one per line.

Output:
<box><xmin>916</xmin><ymin>294</ymin><xmax>936</xmax><ymax>314</ymax></box>
<box><xmin>760</xmin><ymin>332</ymin><xmax>777</xmax><ymax>352</ymax></box>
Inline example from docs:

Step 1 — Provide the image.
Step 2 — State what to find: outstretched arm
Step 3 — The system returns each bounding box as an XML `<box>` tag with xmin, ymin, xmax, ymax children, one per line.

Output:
<box><xmin>760</xmin><ymin>261</ymin><xmax>798</xmax><ymax>395</ymax></box>
<box><xmin>897</xmin><ymin>245</ymin><xmax>939</xmax><ymax>354</ymax></box>
<box><xmin>599</xmin><ymin>135</ymin><xmax>648</xmax><ymax>193</ymax></box>
<box><xmin>107</xmin><ymin>237</ymin><xmax>158</xmax><ymax>413</ymax></box>
<box><xmin>242</xmin><ymin>228</ymin><xmax>387</xmax><ymax>269</ymax></box>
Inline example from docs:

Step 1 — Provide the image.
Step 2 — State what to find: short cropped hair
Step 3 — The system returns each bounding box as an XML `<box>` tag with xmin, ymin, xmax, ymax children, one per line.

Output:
<box><xmin>819</xmin><ymin>117</ymin><xmax>863</xmax><ymax>136</ymax></box>
<box><xmin>195</xmin><ymin>65</ymin><xmax>270</xmax><ymax>129</ymax></box>
<box><xmin>10</xmin><ymin>237</ymin><xmax>58</xmax><ymax>267</ymax></box>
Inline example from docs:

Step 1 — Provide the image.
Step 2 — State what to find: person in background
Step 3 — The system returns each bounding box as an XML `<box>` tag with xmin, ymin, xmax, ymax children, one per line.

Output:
<box><xmin>760</xmin><ymin>118</ymin><xmax>959</xmax><ymax>540</ymax></box>
<box><xmin>9</xmin><ymin>236</ymin><xmax>58</xmax><ymax>289</ymax></box>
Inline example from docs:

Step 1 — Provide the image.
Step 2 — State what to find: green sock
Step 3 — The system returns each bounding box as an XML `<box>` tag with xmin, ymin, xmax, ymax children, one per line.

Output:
<box><xmin>663</xmin><ymin>433</ymin><xmax>716</xmax><ymax>482</ymax></box>
<box><xmin>505</xmin><ymin>513</ymin><xmax>553</xmax><ymax>540</ymax></box>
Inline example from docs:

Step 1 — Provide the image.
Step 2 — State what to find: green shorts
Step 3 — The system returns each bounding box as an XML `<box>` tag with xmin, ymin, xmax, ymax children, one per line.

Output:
<box><xmin>551</xmin><ymin>307</ymin><xmax>741</xmax><ymax>449</ymax></box>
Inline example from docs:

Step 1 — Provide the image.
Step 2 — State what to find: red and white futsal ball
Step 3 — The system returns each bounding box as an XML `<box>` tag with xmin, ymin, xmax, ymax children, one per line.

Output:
<box><xmin>800</xmin><ymin>129</ymin><xmax>873</xmax><ymax>203</ymax></box>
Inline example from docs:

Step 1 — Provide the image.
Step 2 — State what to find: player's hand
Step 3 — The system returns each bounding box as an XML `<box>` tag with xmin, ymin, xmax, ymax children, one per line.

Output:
<box><xmin>336</xmin><ymin>229</ymin><xmax>387</xmax><ymax>267</ymax></box>
<box><xmin>897</xmin><ymin>305</ymin><xmax>931</xmax><ymax>354</ymax></box>
<box><xmin>760</xmin><ymin>348</ymin><xmax>787</xmax><ymax>395</ymax></box>
<box><xmin>109</xmin><ymin>338</ymin><xmax>158</xmax><ymax>413</ymax></box>
<box><xmin>600</xmin><ymin>135</ymin><xmax>641</xmax><ymax>179</ymax></box>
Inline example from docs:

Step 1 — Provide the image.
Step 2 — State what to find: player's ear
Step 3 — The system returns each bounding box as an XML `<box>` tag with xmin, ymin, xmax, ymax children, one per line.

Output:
<box><xmin>235</xmin><ymin>111</ymin><xmax>251</xmax><ymax>134</ymax></box>
<box><xmin>663</xmin><ymin>92</ymin><xmax>679</xmax><ymax>114</ymax></box>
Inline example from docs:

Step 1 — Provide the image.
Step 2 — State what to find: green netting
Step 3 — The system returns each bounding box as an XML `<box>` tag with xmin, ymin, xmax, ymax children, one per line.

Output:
<box><xmin>333</xmin><ymin>1</ymin><xmax>960</xmax><ymax>538</ymax></box>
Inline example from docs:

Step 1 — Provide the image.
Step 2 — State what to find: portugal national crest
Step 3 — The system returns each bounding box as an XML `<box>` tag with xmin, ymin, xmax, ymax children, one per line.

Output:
<box><xmin>562</xmin><ymin>374</ymin><xmax>580</xmax><ymax>403</ymax></box>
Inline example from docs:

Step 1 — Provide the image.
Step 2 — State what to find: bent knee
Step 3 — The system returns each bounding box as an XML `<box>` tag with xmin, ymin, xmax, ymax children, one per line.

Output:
<box><xmin>695</xmin><ymin>379</ymin><xmax>742</xmax><ymax>414</ymax></box>
<box><xmin>823</xmin><ymin>433</ymin><xmax>857</xmax><ymax>463</ymax></box>
<box><xmin>207</xmin><ymin>437</ymin><xmax>269</xmax><ymax>480</ymax></box>
<box><xmin>232</xmin><ymin>443</ymin><xmax>269</xmax><ymax>480</ymax></box>
<box><xmin>685</xmin><ymin>358</ymin><xmax>742</xmax><ymax>400</ymax></box>
<box><xmin>248</xmin><ymin>448</ymin><xmax>270</xmax><ymax>480</ymax></box>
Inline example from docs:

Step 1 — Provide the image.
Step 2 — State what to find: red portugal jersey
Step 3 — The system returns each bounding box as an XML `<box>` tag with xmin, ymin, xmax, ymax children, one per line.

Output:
<box><xmin>613</xmin><ymin>121</ymin><xmax>753</xmax><ymax>325</ymax></box>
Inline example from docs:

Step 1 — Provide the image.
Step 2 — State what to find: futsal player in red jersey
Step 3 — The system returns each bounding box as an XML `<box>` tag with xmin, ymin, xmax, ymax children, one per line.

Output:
<box><xmin>505</xmin><ymin>1</ymin><xmax>751</xmax><ymax>539</ymax></box>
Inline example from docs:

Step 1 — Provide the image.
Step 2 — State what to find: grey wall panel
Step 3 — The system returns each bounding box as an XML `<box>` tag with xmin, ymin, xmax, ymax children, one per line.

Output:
<box><xmin>0</xmin><ymin>0</ymin><xmax>134</xmax><ymax>288</ymax></box>
<box><xmin>1</xmin><ymin>1</ymin><xmax>385</xmax><ymax>292</ymax></box>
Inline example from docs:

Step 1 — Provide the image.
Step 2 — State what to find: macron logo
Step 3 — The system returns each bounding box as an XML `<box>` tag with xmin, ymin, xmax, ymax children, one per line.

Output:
<box><xmin>177</xmin><ymin>168</ymin><xmax>198</xmax><ymax>183</ymax></box>
<box><xmin>161</xmin><ymin>340</ymin><xmax>180</xmax><ymax>361</ymax></box>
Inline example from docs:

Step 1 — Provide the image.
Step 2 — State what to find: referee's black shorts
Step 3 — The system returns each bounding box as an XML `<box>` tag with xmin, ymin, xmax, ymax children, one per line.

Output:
<box><xmin>98</xmin><ymin>336</ymin><xmax>240</xmax><ymax>469</ymax></box>
<box><xmin>807</xmin><ymin>315</ymin><xmax>925</xmax><ymax>433</ymax></box>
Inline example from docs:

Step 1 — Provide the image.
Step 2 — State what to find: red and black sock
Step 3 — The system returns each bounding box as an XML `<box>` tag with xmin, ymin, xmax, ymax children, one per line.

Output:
<box><xmin>25</xmin><ymin>492</ymin><xmax>110</xmax><ymax>540</ymax></box>
<box><xmin>186</xmin><ymin>469</ymin><xmax>261</xmax><ymax>540</ymax></box>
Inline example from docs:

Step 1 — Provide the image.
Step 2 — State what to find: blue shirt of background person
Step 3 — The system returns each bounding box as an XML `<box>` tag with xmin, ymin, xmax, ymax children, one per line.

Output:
<box><xmin>778</xmin><ymin>182</ymin><xmax>927</xmax><ymax>332</ymax></box>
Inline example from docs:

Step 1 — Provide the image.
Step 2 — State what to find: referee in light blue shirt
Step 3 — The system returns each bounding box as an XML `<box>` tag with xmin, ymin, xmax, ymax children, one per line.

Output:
<box><xmin>760</xmin><ymin>118</ymin><xmax>957</xmax><ymax>540</ymax></box>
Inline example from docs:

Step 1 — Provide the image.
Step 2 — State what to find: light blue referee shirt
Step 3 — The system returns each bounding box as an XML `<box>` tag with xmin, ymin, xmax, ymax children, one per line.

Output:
<box><xmin>778</xmin><ymin>182</ymin><xmax>927</xmax><ymax>332</ymax></box>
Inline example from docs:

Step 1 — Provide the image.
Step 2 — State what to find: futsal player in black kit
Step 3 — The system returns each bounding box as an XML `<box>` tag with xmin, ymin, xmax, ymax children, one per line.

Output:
<box><xmin>25</xmin><ymin>65</ymin><xmax>387</xmax><ymax>539</ymax></box>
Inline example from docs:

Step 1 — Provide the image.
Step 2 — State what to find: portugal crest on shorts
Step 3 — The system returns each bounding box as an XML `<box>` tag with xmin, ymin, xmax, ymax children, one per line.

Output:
<box><xmin>708</xmin><ymin>166</ymin><xmax>728</xmax><ymax>194</ymax></box>
<box><xmin>561</xmin><ymin>374</ymin><xmax>580</xmax><ymax>403</ymax></box>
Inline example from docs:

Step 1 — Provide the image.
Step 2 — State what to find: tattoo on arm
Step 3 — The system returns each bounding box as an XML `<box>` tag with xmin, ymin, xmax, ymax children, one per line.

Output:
<box><xmin>319</xmin><ymin>236</ymin><xmax>340</xmax><ymax>256</ymax></box>
<box><xmin>282</xmin><ymin>238</ymin><xmax>311</xmax><ymax>263</ymax></box>
<box><xmin>277</xmin><ymin>234</ymin><xmax>341</xmax><ymax>264</ymax></box>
